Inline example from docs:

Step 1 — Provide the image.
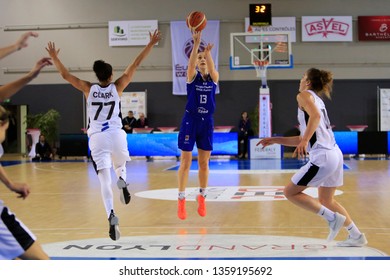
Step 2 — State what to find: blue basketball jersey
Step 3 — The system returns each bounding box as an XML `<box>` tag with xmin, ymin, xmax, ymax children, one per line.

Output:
<box><xmin>185</xmin><ymin>71</ymin><xmax>217</xmax><ymax>118</ymax></box>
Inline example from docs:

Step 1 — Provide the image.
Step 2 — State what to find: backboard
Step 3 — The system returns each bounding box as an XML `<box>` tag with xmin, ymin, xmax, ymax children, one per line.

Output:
<box><xmin>230</xmin><ymin>32</ymin><xmax>293</xmax><ymax>70</ymax></box>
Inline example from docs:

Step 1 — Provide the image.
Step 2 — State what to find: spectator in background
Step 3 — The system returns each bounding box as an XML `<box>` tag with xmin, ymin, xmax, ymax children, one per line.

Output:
<box><xmin>32</xmin><ymin>134</ymin><xmax>53</xmax><ymax>162</ymax></box>
<box><xmin>238</xmin><ymin>111</ymin><xmax>253</xmax><ymax>159</ymax></box>
<box><xmin>122</xmin><ymin>110</ymin><xmax>136</xmax><ymax>133</ymax></box>
<box><xmin>135</xmin><ymin>112</ymin><xmax>152</xmax><ymax>161</ymax></box>
<box><xmin>136</xmin><ymin>112</ymin><xmax>149</xmax><ymax>128</ymax></box>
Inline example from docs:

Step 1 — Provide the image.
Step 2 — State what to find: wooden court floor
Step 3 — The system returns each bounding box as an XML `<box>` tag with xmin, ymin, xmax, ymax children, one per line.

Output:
<box><xmin>1</xmin><ymin>154</ymin><xmax>389</xmax><ymax>257</ymax></box>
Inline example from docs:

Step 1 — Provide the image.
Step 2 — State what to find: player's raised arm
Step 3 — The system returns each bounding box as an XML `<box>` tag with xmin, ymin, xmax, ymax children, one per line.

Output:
<box><xmin>0</xmin><ymin>32</ymin><xmax>38</xmax><ymax>60</ymax></box>
<box><xmin>204</xmin><ymin>43</ymin><xmax>219</xmax><ymax>83</ymax></box>
<box><xmin>0</xmin><ymin>57</ymin><xmax>52</xmax><ymax>101</ymax></box>
<box><xmin>115</xmin><ymin>29</ymin><xmax>161</xmax><ymax>93</ymax></box>
<box><xmin>187</xmin><ymin>31</ymin><xmax>201</xmax><ymax>82</ymax></box>
<box><xmin>46</xmin><ymin>41</ymin><xmax>91</xmax><ymax>96</ymax></box>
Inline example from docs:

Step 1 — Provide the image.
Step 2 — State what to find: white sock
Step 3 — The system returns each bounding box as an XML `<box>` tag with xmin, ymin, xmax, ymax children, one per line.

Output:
<box><xmin>346</xmin><ymin>222</ymin><xmax>362</xmax><ymax>239</ymax></box>
<box><xmin>98</xmin><ymin>168</ymin><xmax>113</xmax><ymax>218</ymax></box>
<box><xmin>199</xmin><ymin>188</ymin><xmax>207</xmax><ymax>197</ymax></box>
<box><xmin>317</xmin><ymin>205</ymin><xmax>335</xmax><ymax>222</ymax></box>
<box><xmin>114</xmin><ymin>162</ymin><xmax>127</xmax><ymax>181</ymax></box>
<box><xmin>178</xmin><ymin>192</ymin><xmax>185</xmax><ymax>200</ymax></box>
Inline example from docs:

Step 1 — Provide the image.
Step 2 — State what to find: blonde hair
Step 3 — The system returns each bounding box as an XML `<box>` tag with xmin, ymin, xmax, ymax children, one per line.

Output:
<box><xmin>306</xmin><ymin>68</ymin><xmax>333</xmax><ymax>100</ymax></box>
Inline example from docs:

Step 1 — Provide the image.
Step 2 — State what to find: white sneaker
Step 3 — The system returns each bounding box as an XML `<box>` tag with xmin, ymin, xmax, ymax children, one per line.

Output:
<box><xmin>337</xmin><ymin>233</ymin><xmax>368</xmax><ymax>247</ymax></box>
<box><xmin>117</xmin><ymin>177</ymin><xmax>131</xmax><ymax>205</ymax></box>
<box><xmin>327</xmin><ymin>212</ymin><xmax>346</xmax><ymax>241</ymax></box>
<box><xmin>108</xmin><ymin>210</ymin><xmax>120</xmax><ymax>241</ymax></box>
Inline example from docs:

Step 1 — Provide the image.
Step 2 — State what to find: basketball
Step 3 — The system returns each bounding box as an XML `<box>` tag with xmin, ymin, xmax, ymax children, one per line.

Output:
<box><xmin>186</xmin><ymin>11</ymin><xmax>207</xmax><ymax>32</ymax></box>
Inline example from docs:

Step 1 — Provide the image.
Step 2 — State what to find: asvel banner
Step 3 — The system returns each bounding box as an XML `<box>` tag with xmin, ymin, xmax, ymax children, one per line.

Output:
<box><xmin>358</xmin><ymin>16</ymin><xmax>390</xmax><ymax>41</ymax></box>
<box><xmin>302</xmin><ymin>16</ymin><xmax>353</xmax><ymax>42</ymax></box>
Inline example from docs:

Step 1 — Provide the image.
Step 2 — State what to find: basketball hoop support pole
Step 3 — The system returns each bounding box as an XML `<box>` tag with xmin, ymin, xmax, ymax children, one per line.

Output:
<box><xmin>259</xmin><ymin>86</ymin><xmax>272</xmax><ymax>138</ymax></box>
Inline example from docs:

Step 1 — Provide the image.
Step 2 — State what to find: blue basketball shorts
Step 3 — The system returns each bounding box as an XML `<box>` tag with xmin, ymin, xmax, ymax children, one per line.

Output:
<box><xmin>178</xmin><ymin>114</ymin><xmax>214</xmax><ymax>151</ymax></box>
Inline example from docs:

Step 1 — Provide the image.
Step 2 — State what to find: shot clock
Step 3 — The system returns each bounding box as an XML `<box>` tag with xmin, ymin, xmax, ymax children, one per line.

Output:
<box><xmin>249</xmin><ymin>3</ymin><xmax>272</xmax><ymax>26</ymax></box>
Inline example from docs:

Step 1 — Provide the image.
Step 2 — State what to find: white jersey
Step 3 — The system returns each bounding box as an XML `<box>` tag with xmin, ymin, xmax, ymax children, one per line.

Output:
<box><xmin>297</xmin><ymin>90</ymin><xmax>336</xmax><ymax>152</ymax></box>
<box><xmin>87</xmin><ymin>83</ymin><xmax>123</xmax><ymax>137</ymax></box>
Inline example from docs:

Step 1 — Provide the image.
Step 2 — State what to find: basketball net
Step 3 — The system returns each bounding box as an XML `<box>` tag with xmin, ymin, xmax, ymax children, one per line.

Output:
<box><xmin>253</xmin><ymin>60</ymin><xmax>269</xmax><ymax>88</ymax></box>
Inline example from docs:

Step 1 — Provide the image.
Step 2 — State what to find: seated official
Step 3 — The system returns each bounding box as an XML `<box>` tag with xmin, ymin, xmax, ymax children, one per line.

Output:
<box><xmin>122</xmin><ymin>110</ymin><xmax>137</xmax><ymax>134</ymax></box>
<box><xmin>32</xmin><ymin>134</ymin><xmax>53</xmax><ymax>162</ymax></box>
<box><xmin>135</xmin><ymin>112</ymin><xmax>149</xmax><ymax>128</ymax></box>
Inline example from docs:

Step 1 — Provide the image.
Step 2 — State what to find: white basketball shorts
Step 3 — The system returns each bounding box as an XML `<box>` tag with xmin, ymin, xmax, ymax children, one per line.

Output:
<box><xmin>89</xmin><ymin>129</ymin><xmax>131</xmax><ymax>171</ymax></box>
<box><xmin>291</xmin><ymin>146</ymin><xmax>343</xmax><ymax>188</ymax></box>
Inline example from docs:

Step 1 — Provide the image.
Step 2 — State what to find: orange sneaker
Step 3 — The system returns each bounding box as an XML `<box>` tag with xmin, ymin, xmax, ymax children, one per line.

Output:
<box><xmin>177</xmin><ymin>198</ymin><xmax>187</xmax><ymax>220</ymax></box>
<box><xmin>197</xmin><ymin>194</ymin><xmax>206</xmax><ymax>217</ymax></box>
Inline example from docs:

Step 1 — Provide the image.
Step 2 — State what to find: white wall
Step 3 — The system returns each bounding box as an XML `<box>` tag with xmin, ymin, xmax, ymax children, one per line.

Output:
<box><xmin>1</xmin><ymin>0</ymin><xmax>390</xmax><ymax>85</ymax></box>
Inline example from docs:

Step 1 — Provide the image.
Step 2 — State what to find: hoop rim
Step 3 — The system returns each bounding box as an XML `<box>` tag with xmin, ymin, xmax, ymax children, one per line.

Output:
<box><xmin>253</xmin><ymin>60</ymin><xmax>269</xmax><ymax>67</ymax></box>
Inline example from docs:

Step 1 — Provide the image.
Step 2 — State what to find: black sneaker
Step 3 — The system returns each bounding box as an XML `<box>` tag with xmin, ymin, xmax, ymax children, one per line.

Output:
<box><xmin>117</xmin><ymin>177</ymin><xmax>131</xmax><ymax>205</ymax></box>
<box><xmin>108</xmin><ymin>210</ymin><xmax>120</xmax><ymax>241</ymax></box>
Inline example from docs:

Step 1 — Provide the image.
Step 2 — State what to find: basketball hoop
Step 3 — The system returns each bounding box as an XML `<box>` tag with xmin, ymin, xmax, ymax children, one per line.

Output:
<box><xmin>253</xmin><ymin>60</ymin><xmax>269</xmax><ymax>77</ymax></box>
<box><xmin>253</xmin><ymin>60</ymin><xmax>269</xmax><ymax>88</ymax></box>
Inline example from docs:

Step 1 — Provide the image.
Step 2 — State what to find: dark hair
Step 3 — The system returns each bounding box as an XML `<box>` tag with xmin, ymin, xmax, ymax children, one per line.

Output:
<box><xmin>93</xmin><ymin>60</ymin><xmax>113</xmax><ymax>82</ymax></box>
<box><xmin>0</xmin><ymin>106</ymin><xmax>10</xmax><ymax>124</ymax></box>
<box><xmin>306</xmin><ymin>68</ymin><xmax>333</xmax><ymax>100</ymax></box>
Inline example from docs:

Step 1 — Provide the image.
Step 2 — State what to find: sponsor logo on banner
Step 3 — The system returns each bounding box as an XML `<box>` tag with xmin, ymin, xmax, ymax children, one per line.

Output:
<box><xmin>302</xmin><ymin>16</ymin><xmax>352</xmax><ymax>42</ymax></box>
<box><xmin>250</xmin><ymin>138</ymin><xmax>282</xmax><ymax>159</ymax></box>
<box><xmin>358</xmin><ymin>16</ymin><xmax>390</xmax><ymax>41</ymax></box>
<box><xmin>108</xmin><ymin>20</ymin><xmax>158</xmax><ymax>46</ymax></box>
<box><xmin>244</xmin><ymin>17</ymin><xmax>296</xmax><ymax>42</ymax></box>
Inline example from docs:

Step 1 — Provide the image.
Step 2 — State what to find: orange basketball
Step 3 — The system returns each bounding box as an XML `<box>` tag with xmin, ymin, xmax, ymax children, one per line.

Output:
<box><xmin>186</xmin><ymin>11</ymin><xmax>207</xmax><ymax>32</ymax></box>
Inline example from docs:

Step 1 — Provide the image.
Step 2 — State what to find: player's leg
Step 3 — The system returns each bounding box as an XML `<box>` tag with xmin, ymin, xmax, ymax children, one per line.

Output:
<box><xmin>198</xmin><ymin>148</ymin><xmax>211</xmax><ymax>191</ymax></box>
<box><xmin>319</xmin><ymin>188</ymin><xmax>367</xmax><ymax>246</ymax></box>
<box><xmin>19</xmin><ymin>241</ymin><xmax>49</xmax><ymax>260</ymax></box>
<box><xmin>177</xmin><ymin>150</ymin><xmax>192</xmax><ymax>219</ymax></box>
<box><xmin>196</xmin><ymin>148</ymin><xmax>211</xmax><ymax>217</ymax></box>
<box><xmin>287</xmin><ymin>149</ymin><xmax>347</xmax><ymax>241</ymax></box>
<box><xmin>97</xmin><ymin>168</ymin><xmax>120</xmax><ymax>240</ymax></box>
<box><xmin>283</xmin><ymin>182</ymin><xmax>319</xmax><ymax>212</ymax></box>
<box><xmin>178</xmin><ymin>151</ymin><xmax>192</xmax><ymax>193</ymax></box>
<box><xmin>112</xmin><ymin>129</ymin><xmax>131</xmax><ymax>205</ymax></box>
<box><xmin>318</xmin><ymin>149</ymin><xmax>367</xmax><ymax>246</ymax></box>
<box><xmin>194</xmin><ymin>118</ymin><xmax>213</xmax><ymax>217</ymax></box>
<box><xmin>177</xmin><ymin>115</ymin><xmax>195</xmax><ymax>220</ymax></box>
<box><xmin>89</xmin><ymin>133</ymin><xmax>119</xmax><ymax>240</ymax></box>
<box><xmin>97</xmin><ymin>168</ymin><xmax>113</xmax><ymax>217</ymax></box>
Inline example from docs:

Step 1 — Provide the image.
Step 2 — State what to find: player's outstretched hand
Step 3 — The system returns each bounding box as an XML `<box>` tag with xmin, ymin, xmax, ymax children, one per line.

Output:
<box><xmin>28</xmin><ymin>57</ymin><xmax>52</xmax><ymax>79</ymax></box>
<box><xmin>256</xmin><ymin>137</ymin><xmax>275</xmax><ymax>149</ymax></box>
<box><xmin>149</xmin><ymin>29</ymin><xmax>162</xmax><ymax>45</ymax></box>
<box><xmin>15</xmin><ymin>32</ymin><xmax>39</xmax><ymax>51</ymax></box>
<box><xmin>9</xmin><ymin>182</ymin><xmax>31</xmax><ymax>199</ymax></box>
